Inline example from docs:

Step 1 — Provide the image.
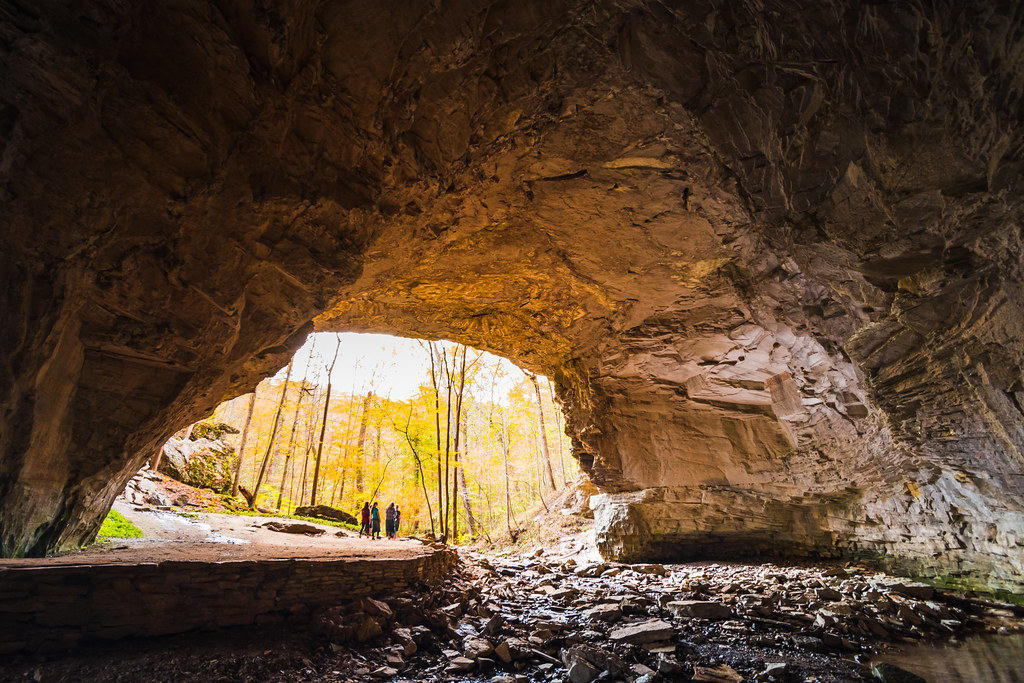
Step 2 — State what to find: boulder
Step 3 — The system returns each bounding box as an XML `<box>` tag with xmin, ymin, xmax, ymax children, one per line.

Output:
<box><xmin>482</xmin><ymin>614</ymin><xmax>504</xmax><ymax>637</ymax></box>
<box><xmin>446</xmin><ymin>657</ymin><xmax>476</xmax><ymax>673</ymax></box>
<box><xmin>692</xmin><ymin>663</ymin><xmax>743</xmax><ymax>683</ymax></box>
<box><xmin>888</xmin><ymin>582</ymin><xmax>935</xmax><ymax>600</ymax></box>
<box><xmin>609</xmin><ymin>619</ymin><xmax>675</xmax><ymax>644</ymax></box>
<box><xmin>262</xmin><ymin>521</ymin><xmax>325</xmax><ymax>536</ymax></box>
<box><xmin>582</xmin><ymin>603</ymin><xmax>622</xmax><ymax>622</ymax></box>
<box><xmin>355</xmin><ymin>614</ymin><xmax>383</xmax><ymax>642</ymax></box>
<box><xmin>293</xmin><ymin>505</ymin><xmax>359</xmax><ymax>526</ymax></box>
<box><xmin>393</xmin><ymin>627</ymin><xmax>417</xmax><ymax>656</ymax></box>
<box><xmin>158</xmin><ymin>431</ymin><xmax>237</xmax><ymax>493</ymax></box>
<box><xmin>494</xmin><ymin>637</ymin><xmax>532</xmax><ymax>663</ymax></box>
<box><xmin>668</xmin><ymin>600</ymin><xmax>733</xmax><ymax>620</ymax></box>
<box><xmin>463</xmin><ymin>636</ymin><xmax>494</xmax><ymax>660</ymax></box>
<box><xmin>564</xmin><ymin>654</ymin><xmax>601</xmax><ymax>683</ymax></box>
<box><xmin>560</xmin><ymin>645</ymin><xmax>630</xmax><ymax>680</ymax></box>
<box><xmin>359</xmin><ymin>597</ymin><xmax>394</xmax><ymax>621</ymax></box>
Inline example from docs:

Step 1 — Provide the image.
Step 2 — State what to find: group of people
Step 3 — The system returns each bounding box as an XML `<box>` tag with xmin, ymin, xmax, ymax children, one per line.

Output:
<box><xmin>358</xmin><ymin>501</ymin><xmax>402</xmax><ymax>540</ymax></box>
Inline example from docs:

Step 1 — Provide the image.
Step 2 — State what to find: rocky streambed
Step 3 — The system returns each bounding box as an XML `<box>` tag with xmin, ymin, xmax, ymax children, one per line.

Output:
<box><xmin>337</xmin><ymin>551</ymin><xmax>1021</xmax><ymax>683</ymax></box>
<box><xmin>4</xmin><ymin>548</ymin><xmax>1022</xmax><ymax>683</ymax></box>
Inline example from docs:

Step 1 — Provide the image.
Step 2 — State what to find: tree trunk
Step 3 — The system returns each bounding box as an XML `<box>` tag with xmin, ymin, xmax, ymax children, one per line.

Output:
<box><xmin>250</xmin><ymin>359</ymin><xmax>295</xmax><ymax>508</ymax></box>
<box><xmin>330</xmin><ymin>469</ymin><xmax>346</xmax><ymax>507</ymax></box>
<box><xmin>272</xmin><ymin>343</ymin><xmax>316</xmax><ymax>510</ymax></box>
<box><xmin>312</xmin><ymin>335</ymin><xmax>342</xmax><ymax>506</ymax></box>
<box><xmin>482</xmin><ymin>477</ymin><xmax>494</xmax><ymax>541</ymax></box>
<box><xmin>443</xmin><ymin>346</ymin><xmax>455</xmax><ymax>541</ymax></box>
<box><xmin>298</xmin><ymin>383</ymin><xmax>320</xmax><ymax>507</ymax></box>
<box><xmin>285</xmin><ymin>451</ymin><xmax>297</xmax><ymax>514</ymax></box>
<box><xmin>451</xmin><ymin>346</ymin><xmax>475</xmax><ymax>540</ymax></box>
<box><xmin>547</xmin><ymin>379</ymin><xmax>569</xmax><ymax>485</ymax></box>
<box><xmin>231</xmin><ymin>389</ymin><xmax>259</xmax><ymax>496</ymax></box>
<box><xmin>428</xmin><ymin>342</ymin><xmax>445</xmax><ymax>540</ymax></box>
<box><xmin>498</xmin><ymin>405</ymin><xmax>518</xmax><ymax>535</ymax></box>
<box><xmin>300</xmin><ymin>440</ymin><xmax>313</xmax><ymax>507</ymax></box>
<box><xmin>150</xmin><ymin>446</ymin><xmax>164</xmax><ymax>474</ymax></box>
<box><xmin>276</xmin><ymin>379</ymin><xmax>309</xmax><ymax>511</ymax></box>
<box><xmin>354</xmin><ymin>392</ymin><xmax>372</xmax><ymax>494</ymax></box>
<box><xmin>527</xmin><ymin>372</ymin><xmax>557</xmax><ymax>491</ymax></box>
<box><xmin>336</xmin><ymin>378</ymin><xmax>360</xmax><ymax>498</ymax></box>
<box><xmin>442</xmin><ymin>348</ymin><xmax>453</xmax><ymax>541</ymax></box>
<box><xmin>397</xmin><ymin>406</ymin><xmax>436</xmax><ymax>536</ymax></box>
<box><xmin>457</xmin><ymin>397</ymin><xmax>479</xmax><ymax>537</ymax></box>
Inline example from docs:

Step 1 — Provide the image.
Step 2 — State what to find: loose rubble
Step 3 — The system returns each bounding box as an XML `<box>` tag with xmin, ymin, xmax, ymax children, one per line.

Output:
<box><xmin>5</xmin><ymin>541</ymin><xmax>1022</xmax><ymax>682</ymax></box>
<box><xmin>302</xmin><ymin>542</ymin><xmax>1023</xmax><ymax>683</ymax></box>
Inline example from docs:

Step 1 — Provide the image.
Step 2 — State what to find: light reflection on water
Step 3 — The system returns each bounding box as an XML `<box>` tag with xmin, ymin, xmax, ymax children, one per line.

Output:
<box><xmin>882</xmin><ymin>633</ymin><xmax>1024</xmax><ymax>682</ymax></box>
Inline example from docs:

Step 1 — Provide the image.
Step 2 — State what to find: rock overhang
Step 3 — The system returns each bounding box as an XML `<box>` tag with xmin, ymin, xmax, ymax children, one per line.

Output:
<box><xmin>0</xmin><ymin>0</ymin><xmax>1022</xmax><ymax>593</ymax></box>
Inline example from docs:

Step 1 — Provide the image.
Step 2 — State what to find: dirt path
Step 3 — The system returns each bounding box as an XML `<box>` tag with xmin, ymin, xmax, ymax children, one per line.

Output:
<box><xmin>0</xmin><ymin>503</ymin><xmax>428</xmax><ymax>567</ymax></box>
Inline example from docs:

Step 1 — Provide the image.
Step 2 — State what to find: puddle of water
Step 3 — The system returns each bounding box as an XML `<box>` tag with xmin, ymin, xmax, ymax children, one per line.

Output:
<box><xmin>148</xmin><ymin>509</ymin><xmax>200</xmax><ymax>529</ymax></box>
<box><xmin>144</xmin><ymin>510</ymin><xmax>248</xmax><ymax>544</ymax></box>
<box><xmin>880</xmin><ymin>633</ymin><xmax>1024</xmax><ymax>682</ymax></box>
<box><xmin>206</xmin><ymin>532</ymin><xmax>249</xmax><ymax>545</ymax></box>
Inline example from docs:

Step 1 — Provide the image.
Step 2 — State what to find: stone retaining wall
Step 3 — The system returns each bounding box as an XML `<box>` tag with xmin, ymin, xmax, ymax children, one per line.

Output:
<box><xmin>0</xmin><ymin>549</ymin><xmax>455</xmax><ymax>654</ymax></box>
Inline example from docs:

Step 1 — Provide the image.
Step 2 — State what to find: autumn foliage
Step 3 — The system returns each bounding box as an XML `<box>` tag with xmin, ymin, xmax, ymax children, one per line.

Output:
<box><xmin>194</xmin><ymin>335</ymin><xmax>576</xmax><ymax>543</ymax></box>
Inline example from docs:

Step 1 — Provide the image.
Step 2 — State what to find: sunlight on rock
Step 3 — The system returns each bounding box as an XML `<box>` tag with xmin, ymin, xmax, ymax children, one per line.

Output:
<box><xmin>2</xmin><ymin>0</ymin><xmax>1024</xmax><ymax>677</ymax></box>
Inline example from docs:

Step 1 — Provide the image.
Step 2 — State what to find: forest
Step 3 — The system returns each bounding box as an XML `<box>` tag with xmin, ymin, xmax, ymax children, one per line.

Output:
<box><xmin>168</xmin><ymin>334</ymin><xmax>577</xmax><ymax>543</ymax></box>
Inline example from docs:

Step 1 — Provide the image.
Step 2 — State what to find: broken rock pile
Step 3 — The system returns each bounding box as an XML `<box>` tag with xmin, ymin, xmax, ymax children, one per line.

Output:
<box><xmin>308</xmin><ymin>550</ymin><xmax>1023</xmax><ymax>682</ymax></box>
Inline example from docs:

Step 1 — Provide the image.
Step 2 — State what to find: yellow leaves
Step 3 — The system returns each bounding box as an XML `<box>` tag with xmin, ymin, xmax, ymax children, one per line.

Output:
<box><xmin>207</xmin><ymin>337</ymin><xmax>577</xmax><ymax>538</ymax></box>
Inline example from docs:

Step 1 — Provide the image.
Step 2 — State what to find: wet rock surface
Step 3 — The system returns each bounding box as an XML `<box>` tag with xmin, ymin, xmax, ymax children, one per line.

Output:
<box><xmin>5</xmin><ymin>548</ymin><xmax>1020</xmax><ymax>682</ymax></box>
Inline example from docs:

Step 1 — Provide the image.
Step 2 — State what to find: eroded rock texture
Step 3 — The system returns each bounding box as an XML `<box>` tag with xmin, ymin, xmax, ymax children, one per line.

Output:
<box><xmin>2</xmin><ymin>1</ymin><xmax>1023</xmax><ymax>590</ymax></box>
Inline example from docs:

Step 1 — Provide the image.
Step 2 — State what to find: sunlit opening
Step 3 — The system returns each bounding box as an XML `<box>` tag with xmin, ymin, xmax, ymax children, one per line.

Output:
<box><xmin>145</xmin><ymin>333</ymin><xmax>577</xmax><ymax>544</ymax></box>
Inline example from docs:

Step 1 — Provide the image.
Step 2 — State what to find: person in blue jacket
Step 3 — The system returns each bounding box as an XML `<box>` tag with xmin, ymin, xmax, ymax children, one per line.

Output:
<box><xmin>370</xmin><ymin>501</ymin><xmax>381</xmax><ymax>540</ymax></box>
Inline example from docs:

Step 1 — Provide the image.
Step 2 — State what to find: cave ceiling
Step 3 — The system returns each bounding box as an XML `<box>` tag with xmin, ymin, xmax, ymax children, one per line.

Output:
<box><xmin>1</xmin><ymin>0</ymin><xmax>1023</xmax><ymax>590</ymax></box>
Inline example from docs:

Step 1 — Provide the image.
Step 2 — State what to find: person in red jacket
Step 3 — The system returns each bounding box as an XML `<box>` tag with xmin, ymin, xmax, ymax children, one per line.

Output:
<box><xmin>358</xmin><ymin>502</ymin><xmax>370</xmax><ymax>537</ymax></box>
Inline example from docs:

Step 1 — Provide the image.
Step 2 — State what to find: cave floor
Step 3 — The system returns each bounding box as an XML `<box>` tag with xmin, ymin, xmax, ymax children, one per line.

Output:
<box><xmin>0</xmin><ymin>503</ymin><xmax>429</xmax><ymax>567</ymax></box>
<box><xmin>1</xmin><ymin>482</ymin><xmax>1021</xmax><ymax>682</ymax></box>
<box><xmin>2</xmin><ymin>524</ymin><xmax>1023</xmax><ymax>682</ymax></box>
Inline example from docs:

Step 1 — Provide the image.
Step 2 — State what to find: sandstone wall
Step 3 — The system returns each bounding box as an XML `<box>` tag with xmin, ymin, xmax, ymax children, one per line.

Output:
<box><xmin>1</xmin><ymin>1</ymin><xmax>1022</xmax><ymax>592</ymax></box>
<box><xmin>0</xmin><ymin>549</ymin><xmax>455</xmax><ymax>654</ymax></box>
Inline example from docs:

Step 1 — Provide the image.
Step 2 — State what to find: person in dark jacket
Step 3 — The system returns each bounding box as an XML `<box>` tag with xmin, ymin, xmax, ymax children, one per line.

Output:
<box><xmin>358</xmin><ymin>502</ymin><xmax>370</xmax><ymax>537</ymax></box>
<box><xmin>370</xmin><ymin>502</ymin><xmax>381</xmax><ymax>540</ymax></box>
<box><xmin>385</xmin><ymin>502</ymin><xmax>396</xmax><ymax>539</ymax></box>
<box><xmin>394</xmin><ymin>505</ymin><xmax>402</xmax><ymax>538</ymax></box>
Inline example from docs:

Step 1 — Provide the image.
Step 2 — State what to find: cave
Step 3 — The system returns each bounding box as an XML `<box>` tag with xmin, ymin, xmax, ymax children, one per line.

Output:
<box><xmin>1</xmin><ymin>0</ymin><xmax>1022</xmax><ymax>599</ymax></box>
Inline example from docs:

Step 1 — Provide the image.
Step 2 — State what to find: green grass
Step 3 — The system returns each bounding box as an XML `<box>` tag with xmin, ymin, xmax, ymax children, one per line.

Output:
<box><xmin>97</xmin><ymin>509</ymin><xmax>143</xmax><ymax>539</ymax></box>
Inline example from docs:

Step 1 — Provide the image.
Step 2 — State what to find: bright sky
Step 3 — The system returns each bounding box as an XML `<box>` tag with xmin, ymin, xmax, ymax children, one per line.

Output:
<box><xmin>271</xmin><ymin>332</ymin><xmax>528</xmax><ymax>401</ymax></box>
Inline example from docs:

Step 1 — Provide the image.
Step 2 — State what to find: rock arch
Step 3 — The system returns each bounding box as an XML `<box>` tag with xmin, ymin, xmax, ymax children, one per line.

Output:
<box><xmin>2</xmin><ymin>0</ymin><xmax>1022</xmax><ymax>591</ymax></box>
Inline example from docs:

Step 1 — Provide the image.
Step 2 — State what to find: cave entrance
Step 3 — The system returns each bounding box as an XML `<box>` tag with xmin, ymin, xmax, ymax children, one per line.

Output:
<box><xmin>116</xmin><ymin>332</ymin><xmax>578</xmax><ymax>548</ymax></box>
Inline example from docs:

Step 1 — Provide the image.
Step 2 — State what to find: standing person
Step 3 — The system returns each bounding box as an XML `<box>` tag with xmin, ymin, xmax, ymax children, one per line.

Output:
<box><xmin>358</xmin><ymin>502</ymin><xmax>370</xmax><ymax>537</ymax></box>
<box><xmin>370</xmin><ymin>502</ymin><xmax>381</xmax><ymax>540</ymax></box>
<box><xmin>394</xmin><ymin>505</ymin><xmax>401</xmax><ymax>538</ymax></box>
<box><xmin>385</xmin><ymin>502</ymin><xmax>396</xmax><ymax>539</ymax></box>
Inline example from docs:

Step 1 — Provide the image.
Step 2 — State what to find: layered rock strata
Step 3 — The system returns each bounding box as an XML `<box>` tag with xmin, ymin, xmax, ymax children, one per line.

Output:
<box><xmin>1</xmin><ymin>1</ymin><xmax>1022</xmax><ymax>590</ymax></box>
<box><xmin>0</xmin><ymin>548</ymin><xmax>455</xmax><ymax>654</ymax></box>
